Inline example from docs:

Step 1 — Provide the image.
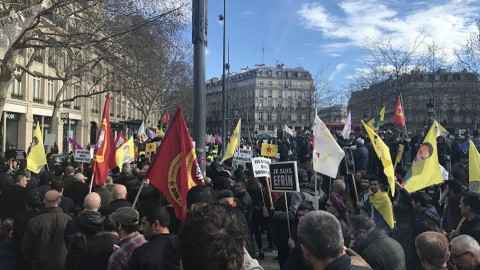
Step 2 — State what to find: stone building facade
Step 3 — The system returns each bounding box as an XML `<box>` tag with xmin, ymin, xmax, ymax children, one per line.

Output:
<box><xmin>317</xmin><ymin>105</ymin><xmax>347</xmax><ymax>125</ymax></box>
<box><xmin>348</xmin><ymin>70</ymin><xmax>480</xmax><ymax>132</ymax></box>
<box><xmin>206</xmin><ymin>65</ymin><xmax>315</xmax><ymax>137</ymax></box>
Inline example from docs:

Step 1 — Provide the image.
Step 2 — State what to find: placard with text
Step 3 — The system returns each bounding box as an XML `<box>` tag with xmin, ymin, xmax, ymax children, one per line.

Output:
<box><xmin>270</xmin><ymin>161</ymin><xmax>299</xmax><ymax>192</ymax></box>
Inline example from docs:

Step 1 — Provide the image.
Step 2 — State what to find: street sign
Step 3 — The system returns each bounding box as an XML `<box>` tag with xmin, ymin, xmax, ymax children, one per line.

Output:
<box><xmin>270</xmin><ymin>161</ymin><xmax>300</xmax><ymax>192</ymax></box>
<box><xmin>74</xmin><ymin>149</ymin><xmax>91</xmax><ymax>163</ymax></box>
<box><xmin>60</xmin><ymin>112</ymin><xmax>69</xmax><ymax>120</ymax></box>
<box><xmin>251</xmin><ymin>157</ymin><xmax>271</xmax><ymax>178</ymax></box>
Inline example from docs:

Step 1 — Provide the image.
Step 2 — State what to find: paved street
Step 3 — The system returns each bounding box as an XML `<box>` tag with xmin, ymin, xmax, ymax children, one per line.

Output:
<box><xmin>260</xmin><ymin>250</ymin><xmax>280</xmax><ymax>270</ymax></box>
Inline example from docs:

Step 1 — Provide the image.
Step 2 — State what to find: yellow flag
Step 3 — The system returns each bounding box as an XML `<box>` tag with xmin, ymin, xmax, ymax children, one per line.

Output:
<box><xmin>261</xmin><ymin>143</ymin><xmax>279</xmax><ymax>158</ymax></box>
<box><xmin>469</xmin><ymin>140</ymin><xmax>480</xmax><ymax>182</ymax></box>
<box><xmin>394</xmin><ymin>144</ymin><xmax>405</xmax><ymax>170</ymax></box>
<box><xmin>222</xmin><ymin>119</ymin><xmax>241</xmax><ymax>162</ymax></box>
<box><xmin>366</xmin><ymin>118</ymin><xmax>376</xmax><ymax>129</ymax></box>
<box><xmin>404</xmin><ymin>121</ymin><xmax>444</xmax><ymax>193</ymax></box>
<box><xmin>379</xmin><ymin>106</ymin><xmax>385</xmax><ymax>122</ymax></box>
<box><xmin>116</xmin><ymin>137</ymin><xmax>135</xmax><ymax>169</ymax></box>
<box><xmin>369</xmin><ymin>191</ymin><xmax>395</xmax><ymax>229</ymax></box>
<box><xmin>27</xmin><ymin>122</ymin><xmax>47</xmax><ymax>174</ymax></box>
<box><xmin>362</xmin><ymin>121</ymin><xmax>396</xmax><ymax>196</ymax></box>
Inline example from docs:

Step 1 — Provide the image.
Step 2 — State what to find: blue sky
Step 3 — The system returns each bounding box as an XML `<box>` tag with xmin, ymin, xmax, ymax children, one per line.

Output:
<box><xmin>199</xmin><ymin>0</ymin><xmax>480</xmax><ymax>104</ymax></box>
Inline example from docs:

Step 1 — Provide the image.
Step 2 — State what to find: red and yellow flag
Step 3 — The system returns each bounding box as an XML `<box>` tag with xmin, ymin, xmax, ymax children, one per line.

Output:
<box><xmin>93</xmin><ymin>94</ymin><xmax>116</xmax><ymax>186</ymax></box>
<box><xmin>392</xmin><ymin>96</ymin><xmax>406</xmax><ymax>128</ymax></box>
<box><xmin>147</xmin><ymin>108</ymin><xmax>203</xmax><ymax>220</ymax></box>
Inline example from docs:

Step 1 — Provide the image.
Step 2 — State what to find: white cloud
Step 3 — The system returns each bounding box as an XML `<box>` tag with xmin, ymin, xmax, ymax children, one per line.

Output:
<box><xmin>298</xmin><ymin>0</ymin><xmax>480</xmax><ymax>61</ymax></box>
<box><xmin>329</xmin><ymin>63</ymin><xmax>346</xmax><ymax>81</ymax></box>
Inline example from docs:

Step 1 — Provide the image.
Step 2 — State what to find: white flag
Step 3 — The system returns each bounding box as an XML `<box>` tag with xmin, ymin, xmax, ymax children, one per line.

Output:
<box><xmin>341</xmin><ymin>112</ymin><xmax>351</xmax><ymax>140</ymax></box>
<box><xmin>137</xmin><ymin>121</ymin><xmax>147</xmax><ymax>142</ymax></box>
<box><xmin>313</xmin><ymin>115</ymin><xmax>345</xmax><ymax>178</ymax></box>
<box><xmin>283</xmin><ymin>125</ymin><xmax>295</xmax><ymax>137</ymax></box>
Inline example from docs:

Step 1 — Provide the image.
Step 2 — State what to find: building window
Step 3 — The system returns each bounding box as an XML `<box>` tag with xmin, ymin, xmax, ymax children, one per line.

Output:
<box><xmin>32</xmin><ymin>78</ymin><xmax>42</xmax><ymax>103</ymax></box>
<box><xmin>91</xmin><ymin>95</ymin><xmax>99</xmax><ymax>113</ymax></box>
<box><xmin>47</xmin><ymin>80</ymin><xmax>55</xmax><ymax>105</ymax></box>
<box><xmin>268</xmin><ymin>125</ymin><xmax>274</xmax><ymax>131</ymax></box>
<box><xmin>74</xmin><ymin>85</ymin><xmax>81</xmax><ymax>110</ymax></box>
<box><xmin>62</xmin><ymin>86</ymin><xmax>72</xmax><ymax>108</ymax></box>
<box><xmin>32</xmin><ymin>48</ymin><xmax>44</xmax><ymax>63</ymax></box>
<box><xmin>258</xmin><ymin>112</ymin><xmax>263</xmax><ymax>121</ymax></box>
<box><xmin>11</xmin><ymin>78</ymin><xmax>23</xmax><ymax>99</ymax></box>
<box><xmin>267</xmin><ymin>113</ymin><xmax>272</xmax><ymax>121</ymax></box>
<box><xmin>259</xmin><ymin>125</ymin><xmax>265</xmax><ymax>131</ymax></box>
<box><xmin>47</xmin><ymin>48</ymin><xmax>56</xmax><ymax>68</ymax></box>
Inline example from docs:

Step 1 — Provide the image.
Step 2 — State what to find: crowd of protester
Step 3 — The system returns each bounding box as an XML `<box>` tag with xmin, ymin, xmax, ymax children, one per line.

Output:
<box><xmin>0</xmin><ymin>126</ymin><xmax>480</xmax><ymax>270</ymax></box>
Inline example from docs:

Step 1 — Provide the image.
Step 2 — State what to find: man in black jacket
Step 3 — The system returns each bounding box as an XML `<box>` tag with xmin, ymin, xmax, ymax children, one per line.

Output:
<box><xmin>350</xmin><ymin>215</ymin><xmax>406</xmax><ymax>270</ymax></box>
<box><xmin>65</xmin><ymin>192</ymin><xmax>116</xmax><ymax>270</ymax></box>
<box><xmin>0</xmin><ymin>172</ymin><xmax>30</xmax><ymax>220</ymax></box>
<box><xmin>459</xmin><ymin>192</ymin><xmax>480</xmax><ymax>244</ymax></box>
<box><xmin>128</xmin><ymin>206</ymin><xmax>180</xmax><ymax>270</ymax></box>
<box><xmin>100</xmin><ymin>184</ymin><xmax>132</xmax><ymax>216</ymax></box>
<box><xmin>22</xmin><ymin>190</ymin><xmax>72</xmax><ymax>270</ymax></box>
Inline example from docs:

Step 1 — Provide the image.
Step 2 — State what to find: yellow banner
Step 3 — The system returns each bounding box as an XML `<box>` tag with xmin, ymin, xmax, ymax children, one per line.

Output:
<box><xmin>261</xmin><ymin>143</ymin><xmax>278</xmax><ymax>158</ymax></box>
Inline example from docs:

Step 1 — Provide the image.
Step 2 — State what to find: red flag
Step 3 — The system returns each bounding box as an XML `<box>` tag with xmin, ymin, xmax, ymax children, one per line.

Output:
<box><xmin>93</xmin><ymin>95</ymin><xmax>116</xmax><ymax>186</ymax></box>
<box><xmin>392</xmin><ymin>96</ymin><xmax>406</xmax><ymax>128</ymax></box>
<box><xmin>147</xmin><ymin>108</ymin><xmax>203</xmax><ymax>220</ymax></box>
<box><xmin>161</xmin><ymin>111</ymin><xmax>170</xmax><ymax>126</ymax></box>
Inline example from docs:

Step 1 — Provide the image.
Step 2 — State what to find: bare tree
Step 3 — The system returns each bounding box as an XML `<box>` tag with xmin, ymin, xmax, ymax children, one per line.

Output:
<box><xmin>456</xmin><ymin>22</ymin><xmax>480</xmax><ymax>74</ymax></box>
<box><xmin>0</xmin><ymin>0</ymin><xmax>189</xmax><ymax>143</ymax></box>
<box><xmin>0</xmin><ymin>0</ymin><xmax>189</xmax><ymax>114</ymax></box>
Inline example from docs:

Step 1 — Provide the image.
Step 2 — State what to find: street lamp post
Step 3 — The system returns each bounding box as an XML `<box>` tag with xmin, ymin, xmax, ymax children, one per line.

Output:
<box><xmin>220</xmin><ymin>0</ymin><xmax>228</xmax><ymax>156</ymax></box>
<box><xmin>192</xmin><ymin>0</ymin><xmax>207</xmax><ymax>172</ymax></box>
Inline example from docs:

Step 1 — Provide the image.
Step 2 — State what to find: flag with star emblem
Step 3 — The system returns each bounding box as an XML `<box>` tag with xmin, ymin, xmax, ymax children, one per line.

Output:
<box><xmin>312</xmin><ymin>114</ymin><xmax>345</xmax><ymax>178</ymax></box>
<box><xmin>261</xmin><ymin>143</ymin><xmax>278</xmax><ymax>158</ymax></box>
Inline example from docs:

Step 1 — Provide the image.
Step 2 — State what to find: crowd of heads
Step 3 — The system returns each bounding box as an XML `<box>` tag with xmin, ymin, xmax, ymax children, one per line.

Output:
<box><xmin>0</xmin><ymin>126</ymin><xmax>480</xmax><ymax>270</ymax></box>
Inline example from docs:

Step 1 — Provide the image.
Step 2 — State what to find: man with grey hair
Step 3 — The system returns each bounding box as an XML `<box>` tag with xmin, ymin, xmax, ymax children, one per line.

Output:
<box><xmin>83</xmin><ymin>192</ymin><xmax>102</xmax><ymax>211</ymax></box>
<box><xmin>451</xmin><ymin>234</ymin><xmax>480</xmax><ymax>270</ymax></box>
<box><xmin>297</xmin><ymin>210</ymin><xmax>371</xmax><ymax>270</ymax></box>
<box><xmin>100</xmin><ymin>184</ymin><xmax>132</xmax><ymax>216</ymax></box>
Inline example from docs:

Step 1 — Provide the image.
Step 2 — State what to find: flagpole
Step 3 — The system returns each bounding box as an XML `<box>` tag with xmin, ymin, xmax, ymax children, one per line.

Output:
<box><xmin>132</xmin><ymin>181</ymin><xmax>146</xmax><ymax>208</ymax></box>
<box><xmin>284</xmin><ymin>192</ymin><xmax>292</xmax><ymax>240</ymax></box>
<box><xmin>89</xmin><ymin>163</ymin><xmax>95</xmax><ymax>193</ymax></box>
<box><xmin>399</xmin><ymin>94</ymin><xmax>409</xmax><ymax>137</ymax></box>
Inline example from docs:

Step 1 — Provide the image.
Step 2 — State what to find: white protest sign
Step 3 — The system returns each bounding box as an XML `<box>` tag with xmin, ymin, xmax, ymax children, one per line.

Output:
<box><xmin>252</xmin><ymin>157</ymin><xmax>271</xmax><ymax>178</ymax></box>
<box><xmin>233</xmin><ymin>148</ymin><xmax>253</xmax><ymax>168</ymax></box>
<box><xmin>74</xmin><ymin>149</ymin><xmax>91</xmax><ymax>163</ymax></box>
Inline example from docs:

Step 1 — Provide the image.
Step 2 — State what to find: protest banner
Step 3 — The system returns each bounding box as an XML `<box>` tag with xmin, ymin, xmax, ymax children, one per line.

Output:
<box><xmin>233</xmin><ymin>148</ymin><xmax>253</xmax><ymax>168</ymax></box>
<box><xmin>270</xmin><ymin>161</ymin><xmax>300</xmax><ymax>192</ymax></box>
<box><xmin>252</xmin><ymin>157</ymin><xmax>271</xmax><ymax>178</ymax></box>
<box><xmin>146</xmin><ymin>142</ymin><xmax>157</xmax><ymax>154</ymax></box>
<box><xmin>261</xmin><ymin>143</ymin><xmax>278</xmax><ymax>158</ymax></box>
<box><xmin>74</xmin><ymin>149</ymin><xmax>92</xmax><ymax>163</ymax></box>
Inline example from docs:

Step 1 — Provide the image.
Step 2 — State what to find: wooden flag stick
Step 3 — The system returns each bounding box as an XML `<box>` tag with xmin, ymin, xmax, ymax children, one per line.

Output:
<box><xmin>132</xmin><ymin>181</ymin><xmax>146</xmax><ymax>209</ymax></box>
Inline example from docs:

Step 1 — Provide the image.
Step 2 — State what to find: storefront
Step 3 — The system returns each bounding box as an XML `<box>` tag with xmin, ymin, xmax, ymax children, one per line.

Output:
<box><xmin>1</xmin><ymin>112</ymin><xmax>21</xmax><ymax>152</ymax></box>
